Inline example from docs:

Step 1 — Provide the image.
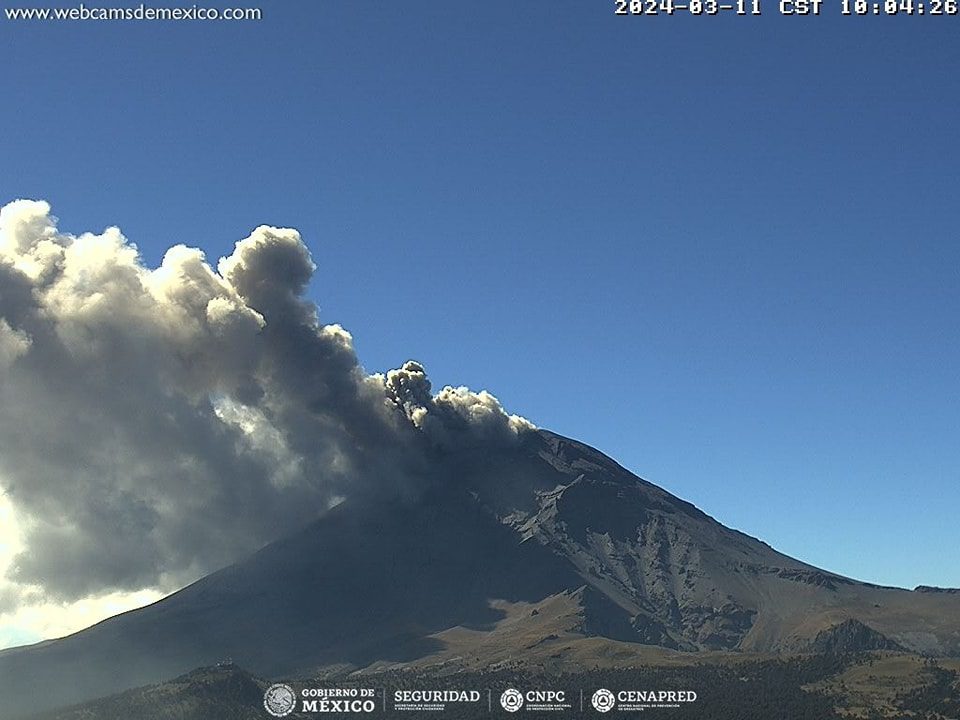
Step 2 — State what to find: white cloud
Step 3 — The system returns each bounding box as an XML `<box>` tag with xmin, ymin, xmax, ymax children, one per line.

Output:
<box><xmin>0</xmin><ymin>319</ymin><xmax>30</xmax><ymax>371</ymax></box>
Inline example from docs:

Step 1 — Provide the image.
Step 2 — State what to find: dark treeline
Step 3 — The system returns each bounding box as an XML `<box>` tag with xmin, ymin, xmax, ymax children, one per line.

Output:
<box><xmin>299</xmin><ymin>654</ymin><xmax>851</xmax><ymax>719</ymax></box>
<box><xmin>893</xmin><ymin>665</ymin><xmax>960</xmax><ymax>718</ymax></box>
<box><xmin>29</xmin><ymin>654</ymin><xmax>960</xmax><ymax>720</ymax></box>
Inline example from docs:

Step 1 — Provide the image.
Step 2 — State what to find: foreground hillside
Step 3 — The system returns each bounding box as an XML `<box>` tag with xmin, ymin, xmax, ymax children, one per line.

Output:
<box><xmin>24</xmin><ymin>654</ymin><xmax>960</xmax><ymax>720</ymax></box>
<box><xmin>24</xmin><ymin>665</ymin><xmax>269</xmax><ymax>720</ymax></box>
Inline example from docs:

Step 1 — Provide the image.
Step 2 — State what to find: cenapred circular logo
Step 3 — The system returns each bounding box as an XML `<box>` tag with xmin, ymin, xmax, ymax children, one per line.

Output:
<box><xmin>591</xmin><ymin>688</ymin><xmax>616</xmax><ymax>713</ymax></box>
<box><xmin>263</xmin><ymin>683</ymin><xmax>297</xmax><ymax>717</ymax></box>
<box><xmin>500</xmin><ymin>688</ymin><xmax>524</xmax><ymax>713</ymax></box>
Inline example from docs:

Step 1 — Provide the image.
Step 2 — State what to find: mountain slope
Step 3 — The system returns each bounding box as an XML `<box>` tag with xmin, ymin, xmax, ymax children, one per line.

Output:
<box><xmin>1</xmin><ymin>429</ymin><xmax>958</xmax><ymax>719</ymax></box>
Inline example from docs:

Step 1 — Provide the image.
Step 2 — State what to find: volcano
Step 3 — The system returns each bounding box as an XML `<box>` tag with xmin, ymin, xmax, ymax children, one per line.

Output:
<box><xmin>2</xmin><ymin>429</ymin><xmax>958</xmax><ymax>718</ymax></box>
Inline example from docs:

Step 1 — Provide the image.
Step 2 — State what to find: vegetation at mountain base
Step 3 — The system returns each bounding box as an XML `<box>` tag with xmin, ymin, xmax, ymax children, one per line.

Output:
<box><xmin>24</xmin><ymin>652</ymin><xmax>960</xmax><ymax>720</ymax></box>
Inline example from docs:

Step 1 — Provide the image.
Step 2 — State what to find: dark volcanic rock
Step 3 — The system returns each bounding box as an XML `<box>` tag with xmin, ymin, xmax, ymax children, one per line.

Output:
<box><xmin>771</xmin><ymin>568</ymin><xmax>852</xmax><ymax>591</ymax></box>
<box><xmin>810</xmin><ymin>619</ymin><xmax>905</xmax><ymax>654</ymax></box>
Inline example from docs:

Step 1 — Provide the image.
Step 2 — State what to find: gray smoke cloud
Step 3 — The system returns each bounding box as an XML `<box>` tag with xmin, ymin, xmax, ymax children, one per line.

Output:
<box><xmin>0</xmin><ymin>199</ymin><xmax>533</xmax><ymax>604</ymax></box>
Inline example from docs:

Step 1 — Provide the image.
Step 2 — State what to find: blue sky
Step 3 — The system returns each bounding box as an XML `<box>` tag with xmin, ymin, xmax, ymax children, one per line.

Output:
<box><xmin>2</xmin><ymin>0</ymin><xmax>958</xmax><ymax>592</ymax></box>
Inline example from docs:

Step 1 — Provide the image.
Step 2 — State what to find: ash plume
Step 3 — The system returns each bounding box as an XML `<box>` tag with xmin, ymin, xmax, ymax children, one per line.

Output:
<box><xmin>0</xmin><ymin>199</ymin><xmax>532</xmax><ymax>604</ymax></box>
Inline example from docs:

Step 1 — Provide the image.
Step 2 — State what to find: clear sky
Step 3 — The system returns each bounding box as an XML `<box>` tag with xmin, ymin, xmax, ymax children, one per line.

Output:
<box><xmin>1</xmin><ymin>0</ymin><xmax>958</xmax><ymax>626</ymax></box>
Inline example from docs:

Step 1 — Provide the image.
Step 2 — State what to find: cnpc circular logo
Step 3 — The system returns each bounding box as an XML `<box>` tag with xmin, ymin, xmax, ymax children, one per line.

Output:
<box><xmin>500</xmin><ymin>688</ymin><xmax>524</xmax><ymax>713</ymax></box>
<box><xmin>591</xmin><ymin>688</ymin><xmax>616</xmax><ymax>713</ymax></box>
<box><xmin>263</xmin><ymin>683</ymin><xmax>297</xmax><ymax>717</ymax></box>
